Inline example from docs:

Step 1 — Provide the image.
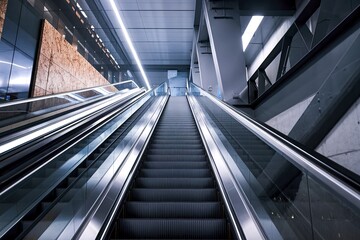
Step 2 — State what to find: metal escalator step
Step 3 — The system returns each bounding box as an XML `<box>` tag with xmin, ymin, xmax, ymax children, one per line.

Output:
<box><xmin>146</xmin><ymin>154</ymin><xmax>206</xmax><ymax>162</ymax></box>
<box><xmin>155</xmin><ymin>127</ymin><xmax>197</xmax><ymax>131</ymax></box>
<box><xmin>130</xmin><ymin>188</ymin><xmax>217</xmax><ymax>202</ymax></box>
<box><xmin>152</xmin><ymin>135</ymin><xmax>201</xmax><ymax>141</ymax></box>
<box><xmin>151</xmin><ymin>139</ymin><xmax>202</xmax><ymax>145</ymax></box>
<box><xmin>143</xmin><ymin>161</ymin><xmax>208</xmax><ymax>169</ymax></box>
<box><xmin>118</xmin><ymin>219</ymin><xmax>226</xmax><ymax>239</ymax></box>
<box><xmin>125</xmin><ymin>202</ymin><xmax>222</xmax><ymax>218</ymax></box>
<box><xmin>149</xmin><ymin>143</ymin><xmax>203</xmax><ymax>149</ymax></box>
<box><xmin>140</xmin><ymin>169</ymin><xmax>212</xmax><ymax>178</ymax></box>
<box><xmin>147</xmin><ymin>148</ymin><xmax>205</xmax><ymax>155</ymax></box>
<box><xmin>154</xmin><ymin>133</ymin><xmax>199</xmax><ymax>138</ymax></box>
<box><xmin>155</xmin><ymin>130</ymin><xmax>198</xmax><ymax>135</ymax></box>
<box><xmin>135</xmin><ymin>177</ymin><xmax>213</xmax><ymax>188</ymax></box>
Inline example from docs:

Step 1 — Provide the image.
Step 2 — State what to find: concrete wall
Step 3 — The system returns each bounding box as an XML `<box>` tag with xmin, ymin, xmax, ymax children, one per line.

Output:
<box><xmin>316</xmin><ymin>98</ymin><xmax>360</xmax><ymax>174</ymax></box>
<box><xmin>0</xmin><ymin>0</ymin><xmax>7</xmax><ymax>38</ymax></box>
<box><xmin>33</xmin><ymin>20</ymin><xmax>111</xmax><ymax>97</ymax></box>
<box><xmin>265</xmin><ymin>94</ymin><xmax>314</xmax><ymax>135</ymax></box>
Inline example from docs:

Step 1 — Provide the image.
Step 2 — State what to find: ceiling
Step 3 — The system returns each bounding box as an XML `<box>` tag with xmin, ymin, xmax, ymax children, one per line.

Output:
<box><xmin>50</xmin><ymin>0</ymin><xmax>296</xmax><ymax>87</ymax></box>
<box><xmin>89</xmin><ymin>0</ymin><xmax>196</xmax><ymax>86</ymax></box>
<box><xmin>99</xmin><ymin>0</ymin><xmax>196</xmax><ymax>76</ymax></box>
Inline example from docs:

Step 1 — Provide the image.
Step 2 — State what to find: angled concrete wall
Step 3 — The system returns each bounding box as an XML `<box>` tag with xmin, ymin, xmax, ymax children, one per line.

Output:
<box><xmin>265</xmin><ymin>94</ymin><xmax>314</xmax><ymax>135</ymax></box>
<box><xmin>316</xmin><ymin>98</ymin><xmax>360</xmax><ymax>174</ymax></box>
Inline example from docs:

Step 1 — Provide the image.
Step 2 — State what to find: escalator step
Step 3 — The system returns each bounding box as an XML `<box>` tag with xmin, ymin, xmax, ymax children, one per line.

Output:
<box><xmin>140</xmin><ymin>169</ymin><xmax>212</xmax><ymax>178</ymax></box>
<box><xmin>152</xmin><ymin>135</ymin><xmax>202</xmax><ymax>141</ymax></box>
<box><xmin>112</xmin><ymin>97</ymin><xmax>230</xmax><ymax>239</ymax></box>
<box><xmin>146</xmin><ymin>154</ymin><xmax>206</xmax><ymax>162</ymax></box>
<box><xmin>124</xmin><ymin>202</ymin><xmax>222</xmax><ymax>218</ymax></box>
<box><xmin>147</xmin><ymin>149</ymin><xmax>205</xmax><ymax>155</ymax></box>
<box><xmin>155</xmin><ymin>131</ymin><xmax>198</xmax><ymax>135</ymax></box>
<box><xmin>156</xmin><ymin>126</ymin><xmax>197</xmax><ymax>130</ymax></box>
<box><xmin>135</xmin><ymin>177</ymin><xmax>213</xmax><ymax>188</ymax></box>
<box><xmin>118</xmin><ymin>219</ymin><xmax>226</xmax><ymax>239</ymax></box>
<box><xmin>143</xmin><ymin>161</ymin><xmax>208</xmax><ymax>169</ymax></box>
<box><xmin>130</xmin><ymin>188</ymin><xmax>217</xmax><ymax>201</ymax></box>
<box><xmin>151</xmin><ymin>139</ymin><xmax>202</xmax><ymax>145</ymax></box>
<box><xmin>149</xmin><ymin>144</ymin><xmax>203</xmax><ymax>149</ymax></box>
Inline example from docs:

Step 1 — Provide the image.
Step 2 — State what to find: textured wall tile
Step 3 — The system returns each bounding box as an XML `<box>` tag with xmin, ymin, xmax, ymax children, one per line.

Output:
<box><xmin>47</xmin><ymin>63</ymin><xmax>71</xmax><ymax>94</ymax></box>
<box><xmin>33</xmin><ymin>85</ymin><xmax>46</xmax><ymax>97</ymax></box>
<box><xmin>41</xmin><ymin>22</ymin><xmax>53</xmax><ymax>59</ymax></box>
<box><xmin>0</xmin><ymin>0</ymin><xmax>8</xmax><ymax>38</ymax></box>
<box><xmin>32</xmin><ymin>20</ymin><xmax>110</xmax><ymax>96</ymax></box>
<box><xmin>35</xmin><ymin>53</ymin><xmax>50</xmax><ymax>89</ymax></box>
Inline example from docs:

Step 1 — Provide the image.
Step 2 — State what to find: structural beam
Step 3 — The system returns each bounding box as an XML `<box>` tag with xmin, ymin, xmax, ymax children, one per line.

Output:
<box><xmin>238</xmin><ymin>0</ymin><xmax>296</xmax><ymax>16</ymax></box>
<box><xmin>196</xmin><ymin>41</ymin><xmax>219</xmax><ymax>96</ymax></box>
<box><xmin>289</xmin><ymin>29</ymin><xmax>360</xmax><ymax>148</ymax></box>
<box><xmin>203</xmin><ymin>0</ymin><xmax>246</xmax><ymax>102</ymax></box>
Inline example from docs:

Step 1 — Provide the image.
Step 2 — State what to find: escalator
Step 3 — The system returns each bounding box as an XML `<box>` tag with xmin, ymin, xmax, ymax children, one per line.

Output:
<box><xmin>1</xmin><ymin>82</ymin><xmax>359</xmax><ymax>239</ymax></box>
<box><xmin>109</xmin><ymin>96</ymin><xmax>231</xmax><ymax>239</ymax></box>
<box><xmin>0</xmin><ymin>84</ymin><xmax>143</xmax><ymax>192</ymax></box>
<box><xmin>1</xmin><ymin>95</ymin><xmax>156</xmax><ymax>239</ymax></box>
<box><xmin>186</xmin><ymin>83</ymin><xmax>360</xmax><ymax>240</ymax></box>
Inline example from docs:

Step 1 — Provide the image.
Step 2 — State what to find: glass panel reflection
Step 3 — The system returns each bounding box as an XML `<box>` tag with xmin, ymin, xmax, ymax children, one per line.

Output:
<box><xmin>189</xmin><ymin>83</ymin><xmax>360</xmax><ymax>239</ymax></box>
<box><xmin>7</xmin><ymin>50</ymin><xmax>33</xmax><ymax>100</ymax></box>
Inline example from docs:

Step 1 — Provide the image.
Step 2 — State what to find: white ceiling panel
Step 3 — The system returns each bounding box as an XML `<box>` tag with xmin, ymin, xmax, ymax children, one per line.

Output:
<box><xmin>141</xmin><ymin>59</ymin><xmax>191</xmax><ymax>65</ymax></box>
<box><xmin>137</xmin><ymin>52</ymin><xmax>191</xmax><ymax>60</ymax></box>
<box><xmin>124</xmin><ymin>0</ymin><xmax>195</xmax><ymax>11</ymax></box>
<box><xmin>101</xmin><ymin>0</ymin><xmax>195</xmax><ymax>11</ymax></box>
<box><xmin>105</xmin><ymin>10</ymin><xmax>144</xmax><ymax>28</ymax></box>
<box><xmin>144</xmin><ymin>29</ymin><xmax>193</xmax><ymax>41</ymax></box>
<box><xmin>134</xmin><ymin>42</ymin><xmax>192</xmax><ymax>53</ymax></box>
<box><xmin>100</xmin><ymin>0</ymin><xmax>196</xmax><ymax>85</ymax></box>
<box><xmin>115</xmin><ymin>29</ymin><xmax>148</xmax><ymax>42</ymax></box>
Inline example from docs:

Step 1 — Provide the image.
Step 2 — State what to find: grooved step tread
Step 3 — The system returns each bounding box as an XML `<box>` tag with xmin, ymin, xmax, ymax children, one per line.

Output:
<box><xmin>142</xmin><ymin>161</ymin><xmax>208</xmax><ymax>169</ymax></box>
<box><xmin>147</xmin><ymin>149</ymin><xmax>205</xmax><ymax>155</ymax></box>
<box><xmin>124</xmin><ymin>202</ymin><xmax>222</xmax><ymax>218</ymax></box>
<box><xmin>117</xmin><ymin>219</ymin><xmax>226</xmax><ymax>239</ymax></box>
<box><xmin>130</xmin><ymin>188</ymin><xmax>217</xmax><ymax>202</ymax></box>
<box><xmin>135</xmin><ymin>177</ymin><xmax>214</xmax><ymax>188</ymax></box>
<box><xmin>146</xmin><ymin>154</ymin><xmax>206</xmax><ymax>162</ymax></box>
<box><xmin>140</xmin><ymin>169</ymin><xmax>212</xmax><ymax>178</ymax></box>
<box><xmin>112</xmin><ymin>97</ymin><xmax>228</xmax><ymax>239</ymax></box>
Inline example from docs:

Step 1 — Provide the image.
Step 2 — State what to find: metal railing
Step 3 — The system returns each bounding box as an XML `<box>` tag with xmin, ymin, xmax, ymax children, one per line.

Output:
<box><xmin>188</xmin><ymin>82</ymin><xmax>360</xmax><ymax>239</ymax></box>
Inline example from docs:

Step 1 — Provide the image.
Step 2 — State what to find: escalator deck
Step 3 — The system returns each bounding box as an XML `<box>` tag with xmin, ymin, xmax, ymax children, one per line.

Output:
<box><xmin>110</xmin><ymin>96</ymin><xmax>230</xmax><ymax>239</ymax></box>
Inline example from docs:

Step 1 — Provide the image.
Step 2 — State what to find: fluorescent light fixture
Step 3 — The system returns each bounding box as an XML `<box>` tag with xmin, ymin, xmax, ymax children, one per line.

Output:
<box><xmin>109</xmin><ymin>0</ymin><xmax>151</xmax><ymax>89</ymax></box>
<box><xmin>242</xmin><ymin>16</ymin><xmax>264</xmax><ymax>51</ymax></box>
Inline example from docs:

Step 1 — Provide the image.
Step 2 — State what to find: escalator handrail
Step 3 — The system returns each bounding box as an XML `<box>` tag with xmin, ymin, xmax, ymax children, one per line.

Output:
<box><xmin>0</xmin><ymin>88</ymin><xmax>144</xmax><ymax>156</ymax></box>
<box><xmin>0</xmin><ymin>80</ymin><xmax>139</xmax><ymax>108</ymax></box>
<box><xmin>0</xmin><ymin>88</ymin><xmax>151</xmax><ymax>195</ymax></box>
<box><xmin>188</xmin><ymin>83</ymin><xmax>360</xmax><ymax>204</ymax></box>
<box><xmin>0</xmin><ymin>84</ymin><xmax>168</xmax><ymax>238</ymax></box>
<box><xmin>187</xmin><ymin>94</ymin><xmax>268</xmax><ymax>240</ymax></box>
<box><xmin>71</xmin><ymin>90</ymin><xmax>170</xmax><ymax>239</ymax></box>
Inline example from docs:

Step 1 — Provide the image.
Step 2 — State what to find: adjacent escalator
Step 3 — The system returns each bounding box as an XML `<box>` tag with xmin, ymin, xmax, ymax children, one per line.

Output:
<box><xmin>1</xmin><ymin>96</ymin><xmax>155</xmax><ymax>239</ymax></box>
<box><xmin>108</xmin><ymin>96</ymin><xmax>231</xmax><ymax>239</ymax></box>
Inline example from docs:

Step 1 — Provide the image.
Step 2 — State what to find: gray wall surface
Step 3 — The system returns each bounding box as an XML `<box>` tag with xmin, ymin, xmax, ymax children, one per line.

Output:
<box><xmin>316</xmin><ymin>98</ymin><xmax>360</xmax><ymax>174</ymax></box>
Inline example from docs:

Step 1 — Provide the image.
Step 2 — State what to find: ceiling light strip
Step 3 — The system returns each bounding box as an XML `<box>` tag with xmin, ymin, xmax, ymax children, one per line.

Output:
<box><xmin>109</xmin><ymin>0</ymin><xmax>151</xmax><ymax>89</ymax></box>
<box><xmin>242</xmin><ymin>16</ymin><xmax>264</xmax><ymax>51</ymax></box>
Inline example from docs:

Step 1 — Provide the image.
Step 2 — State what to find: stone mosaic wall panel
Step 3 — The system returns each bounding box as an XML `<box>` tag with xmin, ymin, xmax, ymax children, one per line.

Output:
<box><xmin>33</xmin><ymin>20</ymin><xmax>110</xmax><ymax>97</ymax></box>
<box><xmin>0</xmin><ymin>0</ymin><xmax>8</xmax><ymax>38</ymax></box>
